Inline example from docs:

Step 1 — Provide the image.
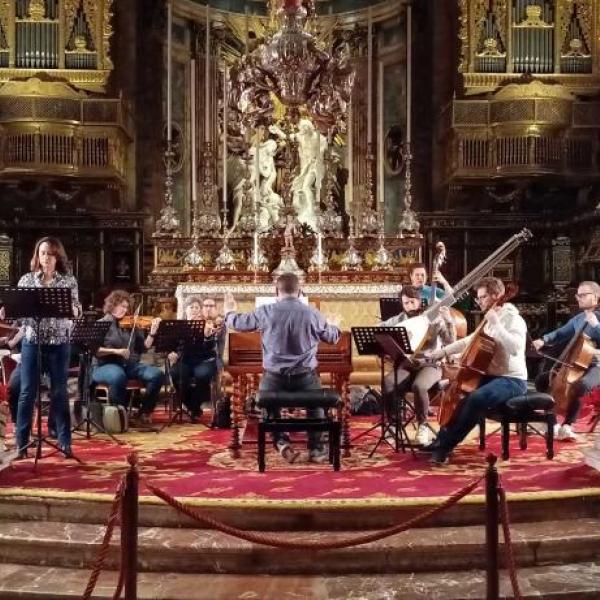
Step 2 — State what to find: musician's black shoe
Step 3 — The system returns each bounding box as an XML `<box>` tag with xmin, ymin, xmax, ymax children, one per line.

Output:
<box><xmin>15</xmin><ymin>449</ymin><xmax>29</xmax><ymax>461</ymax></box>
<box><xmin>60</xmin><ymin>445</ymin><xmax>73</xmax><ymax>459</ymax></box>
<box><xmin>429</xmin><ymin>449</ymin><xmax>450</xmax><ymax>465</ymax></box>
<box><xmin>421</xmin><ymin>439</ymin><xmax>442</xmax><ymax>452</ymax></box>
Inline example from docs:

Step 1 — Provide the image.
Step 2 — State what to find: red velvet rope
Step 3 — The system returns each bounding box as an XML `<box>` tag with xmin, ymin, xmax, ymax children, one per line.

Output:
<box><xmin>498</xmin><ymin>485</ymin><xmax>522</xmax><ymax>600</ymax></box>
<box><xmin>82</xmin><ymin>478</ymin><xmax>125</xmax><ymax>600</ymax></box>
<box><xmin>144</xmin><ymin>473</ymin><xmax>486</xmax><ymax>550</ymax></box>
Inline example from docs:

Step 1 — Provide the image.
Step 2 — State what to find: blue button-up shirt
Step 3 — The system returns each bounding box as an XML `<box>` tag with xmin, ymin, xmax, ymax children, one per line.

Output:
<box><xmin>225</xmin><ymin>297</ymin><xmax>340</xmax><ymax>373</ymax></box>
<box><xmin>543</xmin><ymin>310</ymin><xmax>600</xmax><ymax>364</ymax></box>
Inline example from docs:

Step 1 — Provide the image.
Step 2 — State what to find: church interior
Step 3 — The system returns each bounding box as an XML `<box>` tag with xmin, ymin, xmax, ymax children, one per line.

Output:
<box><xmin>1</xmin><ymin>0</ymin><xmax>600</xmax><ymax>598</ymax></box>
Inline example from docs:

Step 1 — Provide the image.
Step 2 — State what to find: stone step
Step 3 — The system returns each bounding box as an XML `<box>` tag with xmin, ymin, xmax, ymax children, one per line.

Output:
<box><xmin>0</xmin><ymin>518</ymin><xmax>599</xmax><ymax>575</ymax></box>
<box><xmin>0</xmin><ymin>561</ymin><xmax>599</xmax><ymax>599</ymax></box>
<box><xmin>1</xmin><ymin>493</ymin><xmax>600</xmax><ymax>531</ymax></box>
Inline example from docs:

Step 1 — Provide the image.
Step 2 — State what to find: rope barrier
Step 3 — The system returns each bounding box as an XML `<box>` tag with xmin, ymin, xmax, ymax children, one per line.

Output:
<box><xmin>144</xmin><ymin>473</ymin><xmax>485</xmax><ymax>550</ymax></box>
<box><xmin>498</xmin><ymin>486</ymin><xmax>522</xmax><ymax>600</ymax></box>
<box><xmin>82</xmin><ymin>477</ymin><xmax>125</xmax><ymax>600</ymax></box>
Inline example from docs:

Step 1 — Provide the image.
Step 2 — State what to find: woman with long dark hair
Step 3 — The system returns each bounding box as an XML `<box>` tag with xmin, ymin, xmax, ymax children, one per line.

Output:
<box><xmin>15</xmin><ymin>237</ymin><xmax>81</xmax><ymax>458</ymax></box>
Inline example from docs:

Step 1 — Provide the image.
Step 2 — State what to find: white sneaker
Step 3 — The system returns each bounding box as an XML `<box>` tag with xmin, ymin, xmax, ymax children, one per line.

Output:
<box><xmin>557</xmin><ymin>424</ymin><xmax>578</xmax><ymax>441</ymax></box>
<box><xmin>416</xmin><ymin>424</ymin><xmax>430</xmax><ymax>446</ymax></box>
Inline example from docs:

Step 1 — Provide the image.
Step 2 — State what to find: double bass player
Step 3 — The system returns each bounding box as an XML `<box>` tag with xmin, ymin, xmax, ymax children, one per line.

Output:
<box><xmin>532</xmin><ymin>281</ymin><xmax>600</xmax><ymax>441</ymax></box>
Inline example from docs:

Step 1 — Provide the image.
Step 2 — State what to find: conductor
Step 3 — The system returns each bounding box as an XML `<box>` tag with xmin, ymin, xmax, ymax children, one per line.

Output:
<box><xmin>223</xmin><ymin>273</ymin><xmax>340</xmax><ymax>463</ymax></box>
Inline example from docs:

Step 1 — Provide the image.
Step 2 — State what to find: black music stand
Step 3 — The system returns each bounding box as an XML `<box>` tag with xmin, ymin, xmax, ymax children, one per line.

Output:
<box><xmin>154</xmin><ymin>319</ymin><xmax>205</xmax><ymax>430</ymax></box>
<box><xmin>379</xmin><ymin>298</ymin><xmax>402</xmax><ymax>322</ymax></box>
<box><xmin>69</xmin><ymin>320</ymin><xmax>121</xmax><ymax>444</ymax></box>
<box><xmin>351</xmin><ymin>326</ymin><xmax>416</xmax><ymax>457</ymax></box>
<box><xmin>2</xmin><ymin>287</ymin><xmax>81</xmax><ymax>465</ymax></box>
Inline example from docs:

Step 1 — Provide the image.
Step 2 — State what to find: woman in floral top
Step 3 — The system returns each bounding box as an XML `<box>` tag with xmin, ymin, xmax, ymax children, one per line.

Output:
<box><xmin>15</xmin><ymin>237</ymin><xmax>81</xmax><ymax>458</ymax></box>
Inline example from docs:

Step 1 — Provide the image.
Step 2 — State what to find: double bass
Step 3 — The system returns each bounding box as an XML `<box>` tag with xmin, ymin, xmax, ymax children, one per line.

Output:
<box><xmin>548</xmin><ymin>311</ymin><xmax>598</xmax><ymax>416</ymax></box>
<box><xmin>437</xmin><ymin>283</ymin><xmax>519</xmax><ymax>427</ymax></box>
<box><xmin>401</xmin><ymin>229</ymin><xmax>532</xmax><ymax>351</ymax></box>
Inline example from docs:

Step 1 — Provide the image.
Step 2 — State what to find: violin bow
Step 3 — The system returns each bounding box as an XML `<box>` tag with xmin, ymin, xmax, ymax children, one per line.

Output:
<box><xmin>127</xmin><ymin>304</ymin><xmax>142</xmax><ymax>352</ymax></box>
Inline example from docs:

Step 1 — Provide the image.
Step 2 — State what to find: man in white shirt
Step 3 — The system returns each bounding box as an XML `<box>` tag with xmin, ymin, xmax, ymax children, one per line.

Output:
<box><xmin>425</xmin><ymin>277</ymin><xmax>528</xmax><ymax>464</ymax></box>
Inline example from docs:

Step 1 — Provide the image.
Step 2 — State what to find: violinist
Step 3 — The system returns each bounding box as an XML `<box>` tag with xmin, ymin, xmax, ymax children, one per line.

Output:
<box><xmin>92</xmin><ymin>290</ymin><xmax>164</xmax><ymax>425</ymax></box>
<box><xmin>425</xmin><ymin>277</ymin><xmax>528</xmax><ymax>464</ymax></box>
<box><xmin>409</xmin><ymin>262</ymin><xmax>452</xmax><ymax>306</ymax></box>
<box><xmin>532</xmin><ymin>281</ymin><xmax>600</xmax><ymax>441</ymax></box>
<box><xmin>167</xmin><ymin>295</ymin><xmax>225</xmax><ymax>422</ymax></box>
<box><xmin>380</xmin><ymin>285</ymin><xmax>456</xmax><ymax>446</ymax></box>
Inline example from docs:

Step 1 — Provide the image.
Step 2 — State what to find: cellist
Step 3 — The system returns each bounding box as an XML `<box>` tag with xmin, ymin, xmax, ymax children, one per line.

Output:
<box><xmin>532</xmin><ymin>281</ymin><xmax>600</xmax><ymax>441</ymax></box>
<box><xmin>424</xmin><ymin>277</ymin><xmax>528</xmax><ymax>464</ymax></box>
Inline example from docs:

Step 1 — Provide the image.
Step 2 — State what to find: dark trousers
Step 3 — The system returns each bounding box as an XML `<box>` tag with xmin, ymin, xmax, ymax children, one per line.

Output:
<box><xmin>92</xmin><ymin>362</ymin><xmax>164</xmax><ymax>414</ymax></box>
<box><xmin>536</xmin><ymin>365</ymin><xmax>600</xmax><ymax>425</ymax></box>
<box><xmin>259</xmin><ymin>370</ymin><xmax>323</xmax><ymax>452</ymax></box>
<box><xmin>17</xmin><ymin>342</ymin><xmax>71</xmax><ymax>451</ymax></box>
<box><xmin>437</xmin><ymin>376</ymin><xmax>527</xmax><ymax>452</ymax></box>
<box><xmin>170</xmin><ymin>358</ymin><xmax>217</xmax><ymax>416</ymax></box>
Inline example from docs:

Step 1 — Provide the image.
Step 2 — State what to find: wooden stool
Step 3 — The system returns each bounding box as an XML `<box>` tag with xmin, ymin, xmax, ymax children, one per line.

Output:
<box><xmin>480</xmin><ymin>392</ymin><xmax>556</xmax><ymax>460</ymax></box>
<box><xmin>256</xmin><ymin>389</ymin><xmax>342</xmax><ymax>472</ymax></box>
<box><xmin>95</xmin><ymin>379</ymin><xmax>143</xmax><ymax>411</ymax></box>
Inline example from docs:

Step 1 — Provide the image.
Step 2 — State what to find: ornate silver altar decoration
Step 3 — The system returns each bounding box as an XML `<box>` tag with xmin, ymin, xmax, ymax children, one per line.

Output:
<box><xmin>308</xmin><ymin>232</ymin><xmax>329</xmax><ymax>272</ymax></box>
<box><xmin>358</xmin><ymin>145</ymin><xmax>379</xmax><ymax>237</ymax></box>
<box><xmin>341</xmin><ymin>220</ymin><xmax>362</xmax><ymax>271</ymax></box>
<box><xmin>183</xmin><ymin>241</ymin><xmax>205</xmax><ymax>270</ymax></box>
<box><xmin>247</xmin><ymin>231</ymin><xmax>269</xmax><ymax>272</ymax></box>
<box><xmin>195</xmin><ymin>142</ymin><xmax>222</xmax><ymax>236</ymax></box>
<box><xmin>396</xmin><ymin>143</ymin><xmax>420</xmax><ymax>237</ymax></box>
<box><xmin>155</xmin><ymin>141</ymin><xmax>182</xmax><ymax>236</ymax></box>
<box><xmin>214</xmin><ymin>236</ymin><xmax>236</xmax><ymax>271</ymax></box>
<box><xmin>372</xmin><ymin>233</ymin><xmax>392</xmax><ymax>271</ymax></box>
<box><xmin>272</xmin><ymin>251</ymin><xmax>305</xmax><ymax>280</ymax></box>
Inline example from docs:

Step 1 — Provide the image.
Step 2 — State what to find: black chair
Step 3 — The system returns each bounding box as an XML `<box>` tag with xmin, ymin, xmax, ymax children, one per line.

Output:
<box><xmin>479</xmin><ymin>392</ymin><xmax>556</xmax><ymax>460</ymax></box>
<box><xmin>256</xmin><ymin>389</ymin><xmax>342</xmax><ymax>472</ymax></box>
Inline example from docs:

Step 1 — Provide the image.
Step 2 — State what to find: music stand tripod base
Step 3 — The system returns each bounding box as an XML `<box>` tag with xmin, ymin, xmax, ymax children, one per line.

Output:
<box><xmin>352</xmin><ymin>326</ymin><xmax>417</xmax><ymax>457</ymax></box>
<box><xmin>153</xmin><ymin>319</ymin><xmax>206</xmax><ymax>431</ymax></box>
<box><xmin>70</xmin><ymin>319</ymin><xmax>124</xmax><ymax>445</ymax></box>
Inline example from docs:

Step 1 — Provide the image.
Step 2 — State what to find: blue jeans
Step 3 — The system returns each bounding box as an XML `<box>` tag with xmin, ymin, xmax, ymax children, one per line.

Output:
<box><xmin>17</xmin><ymin>342</ymin><xmax>71</xmax><ymax>451</ymax></box>
<box><xmin>437</xmin><ymin>376</ymin><xmax>528</xmax><ymax>452</ymax></box>
<box><xmin>170</xmin><ymin>358</ymin><xmax>217</xmax><ymax>416</ymax></box>
<box><xmin>259</xmin><ymin>370</ymin><xmax>323</xmax><ymax>451</ymax></box>
<box><xmin>92</xmin><ymin>362</ymin><xmax>164</xmax><ymax>414</ymax></box>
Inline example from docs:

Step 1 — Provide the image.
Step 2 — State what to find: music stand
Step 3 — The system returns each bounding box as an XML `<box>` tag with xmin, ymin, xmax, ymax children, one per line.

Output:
<box><xmin>153</xmin><ymin>319</ymin><xmax>205</xmax><ymax>430</ymax></box>
<box><xmin>69</xmin><ymin>319</ymin><xmax>121</xmax><ymax>444</ymax></box>
<box><xmin>351</xmin><ymin>326</ymin><xmax>416</xmax><ymax>457</ymax></box>
<box><xmin>1</xmin><ymin>287</ymin><xmax>80</xmax><ymax>465</ymax></box>
<box><xmin>379</xmin><ymin>298</ymin><xmax>402</xmax><ymax>322</ymax></box>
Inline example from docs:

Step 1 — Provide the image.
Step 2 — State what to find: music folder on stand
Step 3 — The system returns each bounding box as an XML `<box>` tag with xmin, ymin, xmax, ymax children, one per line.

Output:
<box><xmin>351</xmin><ymin>326</ymin><xmax>416</xmax><ymax>457</ymax></box>
<box><xmin>1</xmin><ymin>286</ymin><xmax>81</xmax><ymax>466</ymax></box>
<box><xmin>153</xmin><ymin>319</ymin><xmax>205</xmax><ymax>430</ymax></box>
<box><xmin>70</xmin><ymin>319</ymin><xmax>120</xmax><ymax>443</ymax></box>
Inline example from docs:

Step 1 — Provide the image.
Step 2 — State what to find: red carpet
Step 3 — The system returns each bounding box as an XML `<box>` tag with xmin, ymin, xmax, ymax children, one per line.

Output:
<box><xmin>0</xmin><ymin>416</ymin><xmax>599</xmax><ymax>506</ymax></box>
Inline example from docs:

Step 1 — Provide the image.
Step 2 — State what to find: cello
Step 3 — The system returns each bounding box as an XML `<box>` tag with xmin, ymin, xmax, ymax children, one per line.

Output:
<box><xmin>437</xmin><ymin>283</ymin><xmax>519</xmax><ymax>427</ymax></box>
<box><xmin>548</xmin><ymin>310</ymin><xmax>598</xmax><ymax>416</ymax></box>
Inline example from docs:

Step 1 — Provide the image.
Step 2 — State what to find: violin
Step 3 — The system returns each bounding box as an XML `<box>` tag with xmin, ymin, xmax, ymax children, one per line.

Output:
<box><xmin>203</xmin><ymin>315</ymin><xmax>225</xmax><ymax>338</ymax></box>
<box><xmin>118</xmin><ymin>315</ymin><xmax>155</xmax><ymax>329</ymax></box>
<box><xmin>437</xmin><ymin>282</ymin><xmax>519</xmax><ymax>427</ymax></box>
